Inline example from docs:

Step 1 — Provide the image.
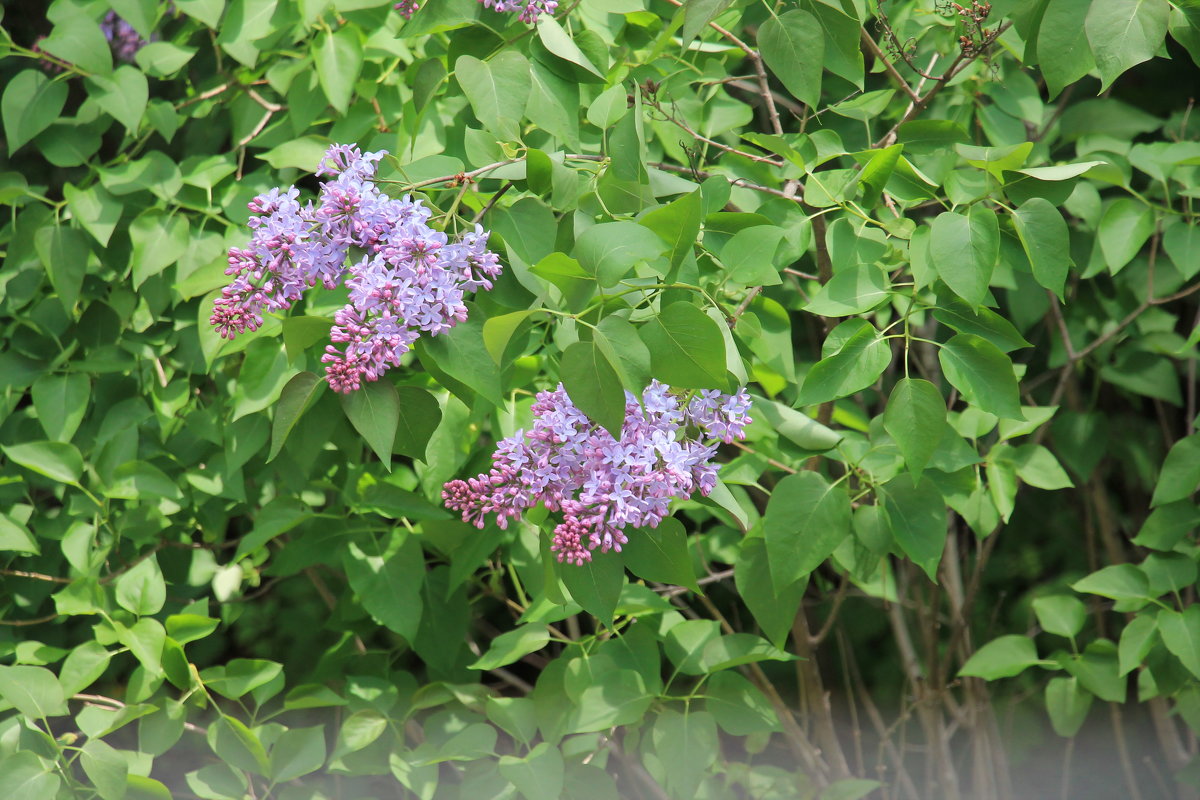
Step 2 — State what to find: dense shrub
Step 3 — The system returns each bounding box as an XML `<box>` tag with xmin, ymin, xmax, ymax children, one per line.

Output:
<box><xmin>1</xmin><ymin>1</ymin><xmax>1199</xmax><ymax>798</ymax></box>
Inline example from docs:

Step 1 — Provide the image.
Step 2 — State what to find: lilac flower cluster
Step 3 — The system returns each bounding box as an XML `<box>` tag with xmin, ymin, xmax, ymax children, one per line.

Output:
<box><xmin>393</xmin><ymin>0</ymin><xmax>420</xmax><ymax>19</ymax></box>
<box><xmin>478</xmin><ymin>0</ymin><xmax>559</xmax><ymax>24</ymax></box>
<box><xmin>100</xmin><ymin>11</ymin><xmax>150</xmax><ymax>63</ymax></box>
<box><xmin>210</xmin><ymin>144</ymin><xmax>502</xmax><ymax>393</ymax></box>
<box><xmin>443</xmin><ymin>382</ymin><xmax>752</xmax><ymax>565</ymax></box>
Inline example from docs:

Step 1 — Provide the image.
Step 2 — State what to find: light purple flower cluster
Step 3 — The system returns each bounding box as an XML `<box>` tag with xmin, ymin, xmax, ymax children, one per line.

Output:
<box><xmin>210</xmin><ymin>144</ymin><xmax>502</xmax><ymax>393</ymax></box>
<box><xmin>478</xmin><ymin>0</ymin><xmax>559</xmax><ymax>24</ymax></box>
<box><xmin>443</xmin><ymin>382</ymin><xmax>752</xmax><ymax>565</ymax></box>
<box><xmin>100</xmin><ymin>11</ymin><xmax>150</xmax><ymax>63</ymax></box>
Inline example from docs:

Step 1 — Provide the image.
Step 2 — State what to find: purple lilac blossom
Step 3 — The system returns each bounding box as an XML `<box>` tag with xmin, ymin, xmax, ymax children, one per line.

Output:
<box><xmin>478</xmin><ymin>0</ymin><xmax>559</xmax><ymax>24</ymax></box>
<box><xmin>442</xmin><ymin>381</ymin><xmax>752</xmax><ymax>566</ymax></box>
<box><xmin>211</xmin><ymin>144</ymin><xmax>502</xmax><ymax>393</ymax></box>
<box><xmin>100</xmin><ymin>11</ymin><xmax>149</xmax><ymax>63</ymax></box>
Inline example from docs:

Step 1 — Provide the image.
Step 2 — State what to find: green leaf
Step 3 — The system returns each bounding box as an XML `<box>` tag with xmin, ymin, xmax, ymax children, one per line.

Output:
<box><xmin>1038</xmin><ymin>0</ymin><xmax>1096</xmax><ymax>98</ymax></box>
<box><xmin>129</xmin><ymin>209</ymin><xmax>190</xmax><ymax>289</ymax></box>
<box><xmin>455</xmin><ymin>52</ymin><xmax>530</xmax><ymax>141</ymax></box>
<box><xmin>41</xmin><ymin>16</ymin><xmax>113</xmax><ymax>75</ymax></box>
<box><xmin>640</xmin><ymin>190</ymin><xmax>703</xmax><ymax>270</ymax></box>
<box><xmin>2</xmin><ymin>441</ymin><xmax>83</xmax><ymax>485</ymax></box>
<box><xmin>333</xmin><ymin>710</ymin><xmax>388</xmax><ymax>757</ymax></box>
<box><xmin>1133</xmin><ymin>501</ymin><xmax>1200</xmax><ymax>550</ymax></box>
<box><xmin>483</xmin><ymin>310</ymin><xmax>535</xmax><ymax>364</ymax></box>
<box><xmin>394</xmin><ymin>386</ymin><xmax>442</xmax><ymax>462</ymax></box>
<box><xmin>1011</xmin><ymin>198</ymin><xmax>1070</xmax><ymax>299</ymax></box>
<box><xmin>63</xmin><ymin>184</ymin><xmax>122</xmax><ymax>247</ymax></box>
<box><xmin>1159</xmin><ymin>606</ymin><xmax>1200</xmax><ymax>679</ymax></box>
<box><xmin>1071</xmin><ymin>564</ymin><xmax>1151</xmax><ymax>602</ymax></box>
<box><xmin>823</xmin><ymin>780</ymin><xmax>885</xmax><ymax>800</ymax></box>
<box><xmin>735</xmin><ymin>536</ymin><xmax>807</xmax><ymax>648</ymax></box>
<box><xmin>797</xmin><ymin>321</ymin><xmax>890</xmax><ymax>406</ymax></box>
<box><xmin>938</xmin><ymin>334</ymin><xmax>1023</xmax><ymax>420</ymax></box>
<box><xmin>0</xmin><ymin>514</ymin><xmax>38</xmax><ymax>555</ymax></box>
<box><xmin>721</xmin><ymin>225</ymin><xmax>785</xmax><ymax>286</ymax></box>
<box><xmin>881</xmin><ymin>474</ymin><xmax>946</xmax><ymax>582</ymax></box>
<box><xmin>340</xmin><ymin>380</ymin><xmax>399</xmax><ymax>470</ymax></box>
<box><xmin>60</xmin><ymin>642</ymin><xmax>113</xmax><ymax>696</ymax></box>
<box><xmin>315</xmin><ymin>27</ymin><xmax>363</xmax><ymax>114</ymax></box>
<box><xmin>1033</xmin><ymin>595</ymin><xmax>1087</xmax><ymax>638</ymax></box>
<box><xmin>704</xmin><ymin>671</ymin><xmax>780</xmax><ymax>735</ymax></box>
<box><xmin>1045</xmin><ymin>677</ymin><xmax>1092</xmax><ymax>737</ymax></box>
<box><xmin>86</xmin><ymin>66</ymin><xmax>149</xmax><ymax>134</ymax></box>
<box><xmin>1097</xmin><ymin>198</ymin><xmax>1155</xmax><ymax>274</ymax></box>
<box><xmin>804</xmin><ymin>264</ymin><xmax>890</xmax><ymax>316</ymax></box>
<box><xmin>471</xmin><ymin>625</ymin><xmax>550</xmax><ymax>671</ymax></box>
<box><xmin>0</xmin><ymin>752</ymin><xmax>61</xmax><ymax>799</ymax></box>
<box><xmin>1119</xmin><ymin>614</ymin><xmax>1158</xmax><ymax>676</ymax></box>
<box><xmin>281</xmin><ymin>316</ymin><xmax>334</xmax><ymax>362</ymax></box>
<box><xmin>531</xmin><ymin>252</ymin><xmax>595</xmax><ymax>311</ymax></box>
<box><xmin>752</xmin><ymin>397</ymin><xmax>842</xmax><ymax>451</ymax></box>
<box><xmin>805</xmin><ymin>0</ymin><xmax>865</xmax><ymax>89</ymax></box>
<box><xmin>269</xmin><ymin>726</ymin><xmax>327</xmax><ymax>783</ymax></box>
<box><xmin>1085</xmin><ymin>0</ymin><xmax>1171</xmax><ymax>90</ymax></box>
<box><xmin>536</xmin><ymin>17</ymin><xmax>602</xmax><ymax>77</ymax></box>
<box><xmin>932</xmin><ymin>293</ymin><xmax>1032</xmax><ymax>353</ymax></box>
<box><xmin>764</xmin><ymin>471</ymin><xmax>850</xmax><ymax>590</ymax></box>
<box><xmin>269</xmin><ymin>372</ymin><xmax>325</xmax><ymax>462</ymax></box>
<box><xmin>651</xmin><ymin>710</ymin><xmax>718</xmax><ymax>798</ymax></box>
<box><xmin>343</xmin><ymin>535</ymin><xmax>424</xmax><ymax>641</ymax></box>
<box><xmin>573</xmin><ymin>221</ymin><xmax>666</xmax><ymax>287</ymax></box>
<box><xmin>135</xmin><ymin>41</ymin><xmax>198</xmax><ymax>76</ymax></box>
<box><xmin>1151</xmin><ymin>433</ymin><xmax>1200</xmax><ymax>506</ymax></box>
<box><xmin>115</xmin><ymin>555</ymin><xmax>167</xmax><ymax>617</ymax></box>
<box><xmin>701</xmin><ymin>633</ymin><xmax>794</xmax><ymax>672</ymax></box>
<box><xmin>81</xmin><ymin>739</ymin><xmax>129</xmax><ymax>800</ymax></box>
<box><xmin>930</xmin><ymin>208</ymin><xmax>998</xmax><ymax>307</ymax></box>
<box><xmin>959</xmin><ymin>635</ymin><xmax>1039</xmax><ymax>680</ymax></box>
<box><xmin>622</xmin><ymin>517</ymin><xmax>699</xmax><ymax>592</ymax></box>
<box><xmin>859</xmin><ymin>143</ymin><xmax>902</xmax><ymax>207</ymax></box>
<box><xmin>561</xmin><ymin>340</ymin><xmax>626</xmax><ymax>438</ymax></box>
<box><xmin>758</xmin><ymin>9</ymin><xmax>824</xmax><ymax>108</ymax></box>
<box><xmin>567</xmin><ymin>668</ymin><xmax>651</xmax><ymax>732</ymax></box>
<box><xmin>117</xmin><ymin>618</ymin><xmax>165</xmax><ymax>676</ymax></box>
<box><xmin>683</xmin><ymin>0</ymin><xmax>735</xmax><ymax>42</ymax></box>
<box><xmin>957</xmin><ymin>142</ymin><xmax>1034</xmax><ymax>179</ymax></box>
<box><xmin>1164</xmin><ymin>220</ymin><xmax>1200</xmax><ymax>280</ymax></box>
<box><xmin>175</xmin><ymin>0</ymin><xmax>222</xmax><ymax>29</ymax></box>
<box><xmin>1010</xmin><ymin>443</ymin><xmax>1073</xmax><ymax>490</ymax></box>
<box><xmin>1062</xmin><ymin>641</ymin><xmax>1124</xmax><ymax>702</ymax></box>
<box><xmin>500</xmin><ymin>742</ymin><xmax>565</xmax><ymax>800</ymax></box>
<box><xmin>560</xmin><ymin>553</ymin><xmax>625</xmax><ymax>626</ymax></box>
<box><xmin>35</xmin><ymin>224</ymin><xmax>89</xmax><ymax>313</ymax></box>
<box><xmin>31</xmin><ymin>373</ymin><xmax>89</xmax><ymax>443</ymax></box>
<box><xmin>416</xmin><ymin>311</ymin><xmax>504</xmax><ymax>406</ymax></box>
<box><xmin>0</xmin><ymin>665</ymin><xmax>68</xmax><ymax>718</ymax></box>
<box><xmin>594</xmin><ymin>316</ymin><xmax>652</xmax><ymax>397</ymax></box>
<box><xmin>2</xmin><ymin>71</ymin><xmax>68</xmax><ymax>154</ymax></box>
<box><xmin>639</xmin><ymin>301</ymin><xmax>728</xmax><ymax>390</ymax></box>
<box><xmin>884</xmin><ymin>379</ymin><xmax>945</xmax><ymax>479</ymax></box>
<box><xmin>166</xmin><ymin>615</ymin><xmax>220</xmax><ymax>646</ymax></box>
<box><xmin>208</xmin><ymin>717</ymin><xmax>269</xmax><ymax>775</ymax></box>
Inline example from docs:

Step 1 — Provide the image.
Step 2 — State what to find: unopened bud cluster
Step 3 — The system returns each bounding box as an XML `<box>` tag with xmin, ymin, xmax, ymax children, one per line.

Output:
<box><xmin>443</xmin><ymin>382</ymin><xmax>752</xmax><ymax>566</ymax></box>
<box><xmin>210</xmin><ymin>144</ymin><xmax>502</xmax><ymax>393</ymax></box>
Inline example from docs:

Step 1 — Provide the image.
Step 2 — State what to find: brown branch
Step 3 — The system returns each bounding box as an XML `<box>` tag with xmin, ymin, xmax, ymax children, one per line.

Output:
<box><xmin>861</xmin><ymin>30</ymin><xmax>921</xmax><ymax>103</ymax></box>
<box><xmin>0</xmin><ymin>569</ymin><xmax>71</xmax><ymax>584</ymax></box>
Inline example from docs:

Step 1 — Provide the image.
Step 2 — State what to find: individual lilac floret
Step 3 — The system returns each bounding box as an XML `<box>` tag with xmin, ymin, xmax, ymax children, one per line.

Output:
<box><xmin>211</xmin><ymin>143</ymin><xmax>503</xmax><ymax>393</ymax></box>
<box><xmin>478</xmin><ymin>0</ymin><xmax>559</xmax><ymax>24</ymax></box>
<box><xmin>442</xmin><ymin>381</ymin><xmax>752</xmax><ymax>565</ymax></box>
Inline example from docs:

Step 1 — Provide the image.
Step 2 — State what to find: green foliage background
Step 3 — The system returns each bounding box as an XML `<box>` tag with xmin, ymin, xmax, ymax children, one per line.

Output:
<box><xmin>1</xmin><ymin>0</ymin><xmax>1200</xmax><ymax>798</ymax></box>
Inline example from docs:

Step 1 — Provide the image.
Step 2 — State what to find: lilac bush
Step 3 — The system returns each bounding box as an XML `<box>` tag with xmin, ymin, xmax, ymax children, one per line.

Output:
<box><xmin>443</xmin><ymin>382</ymin><xmax>752</xmax><ymax>565</ymax></box>
<box><xmin>211</xmin><ymin>144</ymin><xmax>502</xmax><ymax>392</ymax></box>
